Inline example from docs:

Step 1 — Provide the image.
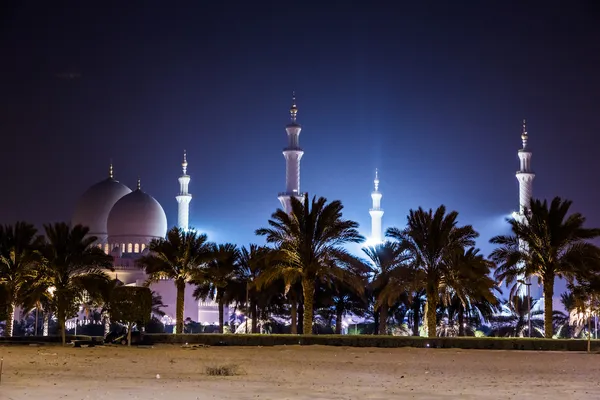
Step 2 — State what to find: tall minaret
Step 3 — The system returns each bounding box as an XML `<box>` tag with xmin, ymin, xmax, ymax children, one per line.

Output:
<box><xmin>277</xmin><ymin>93</ymin><xmax>304</xmax><ymax>213</ymax></box>
<box><xmin>369</xmin><ymin>169</ymin><xmax>384</xmax><ymax>244</ymax></box>
<box><xmin>514</xmin><ymin>119</ymin><xmax>535</xmax><ymax>296</ymax></box>
<box><xmin>516</xmin><ymin>119</ymin><xmax>535</xmax><ymax>216</ymax></box>
<box><xmin>176</xmin><ymin>150</ymin><xmax>192</xmax><ymax>231</ymax></box>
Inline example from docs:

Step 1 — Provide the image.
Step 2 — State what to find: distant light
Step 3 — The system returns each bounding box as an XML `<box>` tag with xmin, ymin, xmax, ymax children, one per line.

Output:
<box><xmin>363</xmin><ymin>237</ymin><xmax>383</xmax><ymax>248</ymax></box>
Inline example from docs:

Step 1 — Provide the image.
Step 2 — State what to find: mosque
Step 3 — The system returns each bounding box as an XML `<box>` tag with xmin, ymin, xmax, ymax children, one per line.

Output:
<box><xmin>71</xmin><ymin>151</ymin><xmax>219</xmax><ymax>328</ymax></box>
<box><xmin>69</xmin><ymin>94</ymin><xmax>535</xmax><ymax>330</ymax></box>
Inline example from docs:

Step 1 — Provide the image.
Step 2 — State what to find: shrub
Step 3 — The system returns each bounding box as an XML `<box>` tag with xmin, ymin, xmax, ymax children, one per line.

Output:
<box><xmin>143</xmin><ymin>333</ymin><xmax>600</xmax><ymax>352</ymax></box>
<box><xmin>0</xmin><ymin>335</ymin><xmax>101</xmax><ymax>344</ymax></box>
<box><xmin>205</xmin><ymin>364</ymin><xmax>243</xmax><ymax>376</ymax></box>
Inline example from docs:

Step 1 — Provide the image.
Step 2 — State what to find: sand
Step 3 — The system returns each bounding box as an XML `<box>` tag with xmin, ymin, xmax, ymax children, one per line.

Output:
<box><xmin>0</xmin><ymin>344</ymin><xmax>598</xmax><ymax>399</ymax></box>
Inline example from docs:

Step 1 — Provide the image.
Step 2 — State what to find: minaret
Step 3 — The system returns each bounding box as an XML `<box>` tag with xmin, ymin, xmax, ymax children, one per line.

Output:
<box><xmin>516</xmin><ymin>119</ymin><xmax>535</xmax><ymax>216</ymax></box>
<box><xmin>514</xmin><ymin>119</ymin><xmax>535</xmax><ymax>296</ymax></box>
<box><xmin>369</xmin><ymin>169</ymin><xmax>384</xmax><ymax>244</ymax></box>
<box><xmin>175</xmin><ymin>150</ymin><xmax>192</xmax><ymax>231</ymax></box>
<box><xmin>277</xmin><ymin>93</ymin><xmax>304</xmax><ymax>213</ymax></box>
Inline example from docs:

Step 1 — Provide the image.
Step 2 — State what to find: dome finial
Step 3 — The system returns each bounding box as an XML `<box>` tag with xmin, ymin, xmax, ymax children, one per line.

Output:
<box><xmin>137</xmin><ymin>177</ymin><xmax>141</xmax><ymax>191</ymax></box>
<box><xmin>521</xmin><ymin>118</ymin><xmax>528</xmax><ymax>149</ymax></box>
<box><xmin>182</xmin><ymin>149</ymin><xmax>188</xmax><ymax>175</ymax></box>
<box><xmin>289</xmin><ymin>91</ymin><xmax>298</xmax><ymax>122</ymax></box>
<box><xmin>109</xmin><ymin>160</ymin><xmax>114</xmax><ymax>179</ymax></box>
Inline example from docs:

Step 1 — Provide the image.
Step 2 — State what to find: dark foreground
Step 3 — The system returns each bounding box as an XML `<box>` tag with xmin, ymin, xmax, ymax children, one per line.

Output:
<box><xmin>1</xmin><ymin>344</ymin><xmax>599</xmax><ymax>399</ymax></box>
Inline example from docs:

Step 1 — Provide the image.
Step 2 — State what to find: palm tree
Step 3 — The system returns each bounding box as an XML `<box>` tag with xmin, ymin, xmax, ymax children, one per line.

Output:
<box><xmin>387</xmin><ymin>205</ymin><xmax>478</xmax><ymax>338</ymax></box>
<box><xmin>40</xmin><ymin>223</ymin><xmax>113</xmax><ymax>345</ymax></box>
<box><xmin>0</xmin><ymin>222</ymin><xmax>43</xmax><ymax>337</ymax></box>
<box><xmin>237</xmin><ymin>244</ymin><xmax>272</xmax><ymax>333</ymax></box>
<box><xmin>490</xmin><ymin>197</ymin><xmax>600</xmax><ymax>338</ymax></box>
<box><xmin>137</xmin><ymin>227</ymin><xmax>214</xmax><ymax>335</ymax></box>
<box><xmin>192</xmin><ymin>243</ymin><xmax>240</xmax><ymax>333</ymax></box>
<box><xmin>256</xmin><ymin>195</ymin><xmax>366</xmax><ymax>335</ymax></box>
<box><xmin>443</xmin><ymin>247</ymin><xmax>500</xmax><ymax>336</ymax></box>
<box><xmin>488</xmin><ymin>296</ymin><xmax>545</xmax><ymax>337</ymax></box>
<box><xmin>364</xmin><ymin>241</ymin><xmax>411</xmax><ymax>335</ymax></box>
<box><xmin>322</xmin><ymin>280</ymin><xmax>367</xmax><ymax>334</ymax></box>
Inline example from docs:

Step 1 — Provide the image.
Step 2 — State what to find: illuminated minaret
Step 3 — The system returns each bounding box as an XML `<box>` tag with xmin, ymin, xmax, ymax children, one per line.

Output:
<box><xmin>277</xmin><ymin>93</ymin><xmax>304</xmax><ymax>213</ymax></box>
<box><xmin>514</xmin><ymin>119</ymin><xmax>535</xmax><ymax>296</ymax></box>
<box><xmin>369</xmin><ymin>169</ymin><xmax>384</xmax><ymax>244</ymax></box>
<box><xmin>516</xmin><ymin>120</ymin><xmax>534</xmax><ymax>216</ymax></box>
<box><xmin>176</xmin><ymin>150</ymin><xmax>192</xmax><ymax>231</ymax></box>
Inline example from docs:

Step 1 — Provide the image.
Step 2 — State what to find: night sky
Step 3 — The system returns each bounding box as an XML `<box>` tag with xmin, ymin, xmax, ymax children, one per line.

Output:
<box><xmin>1</xmin><ymin>2</ymin><xmax>599</xmax><ymax>299</ymax></box>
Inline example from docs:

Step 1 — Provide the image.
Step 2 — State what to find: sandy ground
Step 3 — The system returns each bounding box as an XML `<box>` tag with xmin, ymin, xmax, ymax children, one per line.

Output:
<box><xmin>0</xmin><ymin>344</ymin><xmax>599</xmax><ymax>400</ymax></box>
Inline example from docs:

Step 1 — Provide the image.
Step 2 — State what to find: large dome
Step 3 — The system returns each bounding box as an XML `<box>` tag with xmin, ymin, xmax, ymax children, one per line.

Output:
<box><xmin>107</xmin><ymin>184</ymin><xmax>167</xmax><ymax>245</ymax></box>
<box><xmin>72</xmin><ymin>177</ymin><xmax>132</xmax><ymax>241</ymax></box>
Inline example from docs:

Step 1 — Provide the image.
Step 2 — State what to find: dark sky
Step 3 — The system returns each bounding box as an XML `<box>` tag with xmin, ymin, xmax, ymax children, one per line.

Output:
<box><xmin>1</xmin><ymin>1</ymin><xmax>599</xmax><ymax>293</ymax></box>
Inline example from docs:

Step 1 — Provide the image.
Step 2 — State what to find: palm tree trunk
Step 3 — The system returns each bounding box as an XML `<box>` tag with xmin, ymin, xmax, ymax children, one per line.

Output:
<box><xmin>302</xmin><ymin>276</ymin><xmax>315</xmax><ymax>335</ymax></box>
<box><xmin>373</xmin><ymin>310</ymin><xmax>380</xmax><ymax>335</ymax></box>
<box><xmin>218</xmin><ymin>298</ymin><xmax>224</xmax><ymax>333</ymax></box>
<box><xmin>458</xmin><ymin>306</ymin><xmax>465</xmax><ymax>337</ymax></box>
<box><xmin>298</xmin><ymin>301</ymin><xmax>304</xmax><ymax>334</ymax></box>
<box><xmin>4</xmin><ymin>303</ymin><xmax>15</xmax><ymax>337</ymax></box>
<box><xmin>103</xmin><ymin>313</ymin><xmax>111</xmax><ymax>337</ymax></box>
<box><xmin>426</xmin><ymin>285</ymin><xmax>438</xmax><ymax>338</ymax></box>
<box><xmin>379</xmin><ymin>306</ymin><xmax>388</xmax><ymax>335</ymax></box>
<box><xmin>43</xmin><ymin>311</ymin><xmax>49</xmax><ymax>336</ymax></box>
<box><xmin>251</xmin><ymin>300</ymin><xmax>258</xmax><ymax>333</ymax></box>
<box><xmin>335</xmin><ymin>308</ymin><xmax>343</xmax><ymax>334</ymax></box>
<box><xmin>290</xmin><ymin>300</ymin><xmax>297</xmax><ymax>334</ymax></box>
<box><xmin>412</xmin><ymin>299</ymin><xmax>420</xmax><ymax>336</ymax></box>
<box><xmin>127</xmin><ymin>322</ymin><xmax>133</xmax><ymax>346</ymax></box>
<box><xmin>174</xmin><ymin>279</ymin><xmax>185</xmax><ymax>334</ymax></box>
<box><xmin>543</xmin><ymin>276</ymin><xmax>554</xmax><ymax>338</ymax></box>
<box><xmin>58</xmin><ymin>306</ymin><xmax>66</xmax><ymax>345</ymax></box>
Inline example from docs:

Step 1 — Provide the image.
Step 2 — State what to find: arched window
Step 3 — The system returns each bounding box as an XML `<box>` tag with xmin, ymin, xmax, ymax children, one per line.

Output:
<box><xmin>104</xmin><ymin>243</ymin><xmax>109</xmax><ymax>254</ymax></box>
<box><xmin>127</xmin><ymin>243</ymin><xmax>133</xmax><ymax>253</ymax></box>
<box><xmin>134</xmin><ymin>243</ymin><xmax>140</xmax><ymax>253</ymax></box>
<box><xmin>141</xmin><ymin>243</ymin><xmax>146</xmax><ymax>252</ymax></box>
<box><xmin>121</xmin><ymin>243</ymin><xmax>125</xmax><ymax>252</ymax></box>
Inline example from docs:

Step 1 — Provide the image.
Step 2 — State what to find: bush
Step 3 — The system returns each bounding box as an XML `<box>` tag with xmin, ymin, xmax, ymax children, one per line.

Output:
<box><xmin>144</xmin><ymin>333</ymin><xmax>600</xmax><ymax>351</ymax></box>
<box><xmin>205</xmin><ymin>364</ymin><xmax>243</xmax><ymax>376</ymax></box>
<box><xmin>0</xmin><ymin>335</ymin><xmax>102</xmax><ymax>344</ymax></box>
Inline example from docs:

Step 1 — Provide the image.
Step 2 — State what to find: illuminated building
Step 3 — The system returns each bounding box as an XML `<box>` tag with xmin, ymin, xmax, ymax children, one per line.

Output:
<box><xmin>72</xmin><ymin>155</ymin><xmax>222</xmax><ymax>330</ymax></box>
<box><xmin>512</xmin><ymin>119</ymin><xmax>535</xmax><ymax>297</ymax></box>
<box><xmin>175</xmin><ymin>150</ymin><xmax>192</xmax><ymax>231</ymax></box>
<box><xmin>277</xmin><ymin>93</ymin><xmax>305</xmax><ymax>212</ymax></box>
<box><xmin>368</xmin><ymin>169</ymin><xmax>384</xmax><ymax>244</ymax></box>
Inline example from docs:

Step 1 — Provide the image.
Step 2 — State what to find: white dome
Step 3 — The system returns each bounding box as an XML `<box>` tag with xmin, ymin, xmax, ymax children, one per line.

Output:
<box><xmin>107</xmin><ymin>186</ymin><xmax>167</xmax><ymax>244</ymax></box>
<box><xmin>72</xmin><ymin>177</ymin><xmax>132</xmax><ymax>242</ymax></box>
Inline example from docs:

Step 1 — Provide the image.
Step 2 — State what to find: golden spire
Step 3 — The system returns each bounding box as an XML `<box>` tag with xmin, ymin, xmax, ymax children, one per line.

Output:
<box><xmin>521</xmin><ymin>118</ymin><xmax>528</xmax><ymax>149</ymax></box>
<box><xmin>289</xmin><ymin>91</ymin><xmax>298</xmax><ymax>122</ymax></box>
<box><xmin>182</xmin><ymin>149</ymin><xmax>188</xmax><ymax>175</ymax></box>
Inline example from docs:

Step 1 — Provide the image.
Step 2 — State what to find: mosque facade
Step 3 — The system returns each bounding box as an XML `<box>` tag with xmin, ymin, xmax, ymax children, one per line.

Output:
<box><xmin>72</xmin><ymin>155</ymin><xmax>222</xmax><ymax>329</ymax></box>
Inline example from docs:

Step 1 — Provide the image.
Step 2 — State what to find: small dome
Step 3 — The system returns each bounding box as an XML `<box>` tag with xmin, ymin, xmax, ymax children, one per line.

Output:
<box><xmin>72</xmin><ymin>178</ymin><xmax>132</xmax><ymax>241</ymax></box>
<box><xmin>107</xmin><ymin>186</ymin><xmax>167</xmax><ymax>244</ymax></box>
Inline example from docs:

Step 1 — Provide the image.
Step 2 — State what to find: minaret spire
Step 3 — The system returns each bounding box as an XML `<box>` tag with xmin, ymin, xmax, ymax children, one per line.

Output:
<box><xmin>514</xmin><ymin>119</ymin><xmax>535</xmax><ymax>296</ymax></box>
<box><xmin>369</xmin><ymin>169</ymin><xmax>384</xmax><ymax>244</ymax></box>
<box><xmin>109</xmin><ymin>161</ymin><xmax>114</xmax><ymax>179</ymax></box>
<box><xmin>521</xmin><ymin>119</ymin><xmax>528</xmax><ymax>149</ymax></box>
<box><xmin>290</xmin><ymin>91</ymin><xmax>298</xmax><ymax>123</ymax></box>
<box><xmin>176</xmin><ymin>149</ymin><xmax>192</xmax><ymax>231</ymax></box>
<box><xmin>278</xmin><ymin>92</ymin><xmax>305</xmax><ymax>213</ymax></box>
